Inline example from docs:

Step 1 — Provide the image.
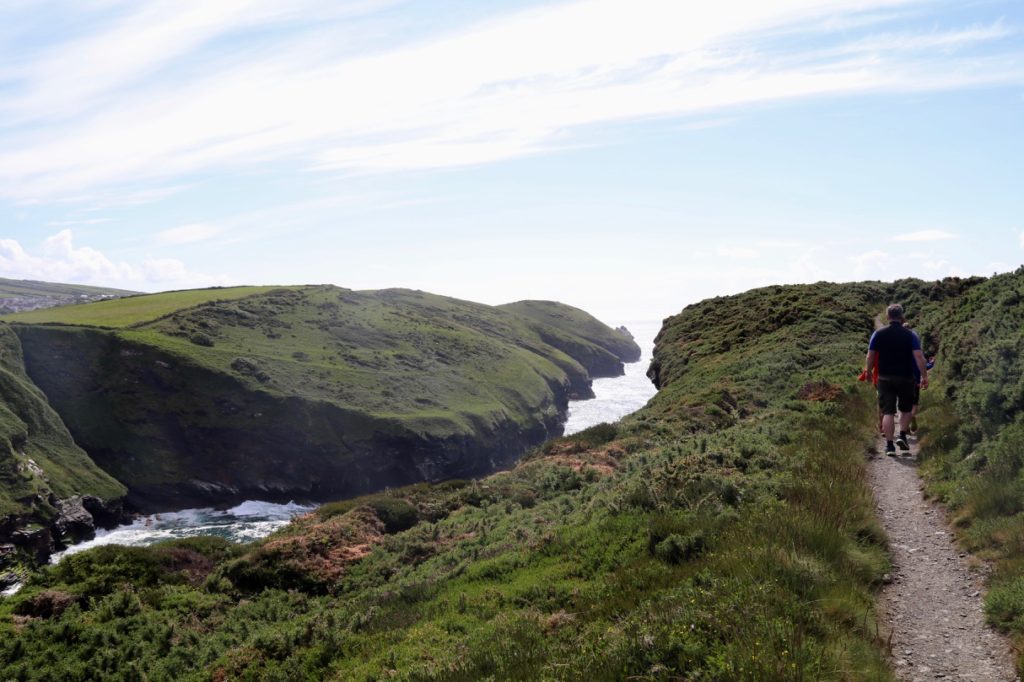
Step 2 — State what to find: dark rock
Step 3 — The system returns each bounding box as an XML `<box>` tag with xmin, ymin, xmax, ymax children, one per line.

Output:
<box><xmin>53</xmin><ymin>495</ymin><xmax>96</xmax><ymax>544</ymax></box>
<box><xmin>0</xmin><ymin>543</ymin><xmax>16</xmax><ymax>568</ymax></box>
<box><xmin>0</xmin><ymin>569</ymin><xmax>20</xmax><ymax>592</ymax></box>
<box><xmin>11</xmin><ymin>525</ymin><xmax>54</xmax><ymax>564</ymax></box>
<box><xmin>82</xmin><ymin>495</ymin><xmax>126</xmax><ymax>529</ymax></box>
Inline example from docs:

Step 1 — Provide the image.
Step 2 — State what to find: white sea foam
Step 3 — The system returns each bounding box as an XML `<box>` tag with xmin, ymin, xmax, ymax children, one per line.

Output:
<box><xmin>50</xmin><ymin>500</ymin><xmax>314</xmax><ymax>563</ymax></box>
<box><xmin>563</xmin><ymin>321</ymin><xmax>659</xmax><ymax>435</ymax></box>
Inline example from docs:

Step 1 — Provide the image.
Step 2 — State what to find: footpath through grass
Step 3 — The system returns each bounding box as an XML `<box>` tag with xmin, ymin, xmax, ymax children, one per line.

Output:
<box><xmin>0</xmin><ymin>281</ymin><xmax>899</xmax><ymax>679</ymax></box>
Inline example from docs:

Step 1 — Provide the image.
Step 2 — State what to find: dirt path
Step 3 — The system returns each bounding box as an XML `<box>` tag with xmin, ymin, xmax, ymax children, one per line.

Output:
<box><xmin>868</xmin><ymin>434</ymin><xmax>1019</xmax><ymax>681</ymax></box>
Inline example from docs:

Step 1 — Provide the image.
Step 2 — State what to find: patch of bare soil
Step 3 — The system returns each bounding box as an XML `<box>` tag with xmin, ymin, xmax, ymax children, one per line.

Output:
<box><xmin>868</xmin><ymin>434</ymin><xmax>1019</xmax><ymax>681</ymax></box>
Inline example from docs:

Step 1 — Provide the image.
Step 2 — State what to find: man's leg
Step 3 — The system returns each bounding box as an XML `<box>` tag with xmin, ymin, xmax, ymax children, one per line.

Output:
<box><xmin>882</xmin><ymin>413</ymin><xmax>896</xmax><ymax>440</ymax></box>
<box><xmin>878</xmin><ymin>379</ymin><xmax>899</xmax><ymax>455</ymax></box>
<box><xmin>895</xmin><ymin>380</ymin><xmax>914</xmax><ymax>451</ymax></box>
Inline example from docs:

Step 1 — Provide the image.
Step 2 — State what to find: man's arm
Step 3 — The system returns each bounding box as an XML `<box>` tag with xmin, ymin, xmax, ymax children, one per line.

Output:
<box><xmin>865</xmin><ymin>349</ymin><xmax>878</xmax><ymax>376</ymax></box>
<box><xmin>913</xmin><ymin>349</ymin><xmax>929</xmax><ymax>388</ymax></box>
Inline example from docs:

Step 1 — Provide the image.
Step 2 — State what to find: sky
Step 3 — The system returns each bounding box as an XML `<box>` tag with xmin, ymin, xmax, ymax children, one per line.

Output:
<box><xmin>1</xmin><ymin>0</ymin><xmax>1022</xmax><ymax>324</ymax></box>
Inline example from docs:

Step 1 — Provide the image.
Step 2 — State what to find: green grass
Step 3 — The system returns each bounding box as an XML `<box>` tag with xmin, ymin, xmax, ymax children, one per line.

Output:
<box><xmin>2</xmin><ymin>286</ymin><xmax>279</xmax><ymax>327</ymax></box>
<box><xmin>6</xmin><ymin>285</ymin><xmax>640</xmax><ymax>511</ymax></box>
<box><xmin>0</xmin><ymin>279</ymin><xmax>897</xmax><ymax>680</ymax></box>
<box><xmin>0</xmin><ymin>324</ymin><xmax>125</xmax><ymax>520</ymax></box>
<box><xmin>901</xmin><ymin>267</ymin><xmax>1024</xmax><ymax>669</ymax></box>
<box><xmin>0</xmin><ymin>277</ymin><xmax>136</xmax><ymax>299</ymax></box>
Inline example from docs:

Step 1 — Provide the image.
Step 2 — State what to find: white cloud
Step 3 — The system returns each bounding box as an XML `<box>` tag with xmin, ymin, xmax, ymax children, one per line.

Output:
<box><xmin>0</xmin><ymin>230</ymin><xmax>230</xmax><ymax>290</ymax></box>
<box><xmin>850</xmin><ymin>249</ymin><xmax>891</xmax><ymax>276</ymax></box>
<box><xmin>155</xmin><ymin>223</ymin><xmax>224</xmax><ymax>245</ymax></box>
<box><xmin>0</xmin><ymin>1</ymin><xmax>1021</xmax><ymax>200</ymax></box>
<box><xmin>890</xmin><ymin>229</ymin><xmax>958</xmax><ymax>242</ymax></box>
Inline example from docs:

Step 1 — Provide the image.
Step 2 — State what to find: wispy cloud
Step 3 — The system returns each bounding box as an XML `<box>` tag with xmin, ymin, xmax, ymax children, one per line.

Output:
<box><xmin>0</xmin><ymin>230</ymin><xmax>230</xmax><ymax>290</ymax></box>
<box><xmin>47</xmin><ymin>217</ymin><xmax>112</xmax><ymax>226</ymax></box>
<box><xmin>890</xmin><ymin>229</ymin><xmax>958</xmax><ymax>242</ymax></box>
<box><xmin>0</xmin><ymin>0</ymin><xmax>1021</xmax><ymax>201</ymax></box>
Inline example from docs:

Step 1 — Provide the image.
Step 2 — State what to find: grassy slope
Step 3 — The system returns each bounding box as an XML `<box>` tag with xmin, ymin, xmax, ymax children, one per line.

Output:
<box><xmin>13</xmin><ymin>286</ymin><xmax>638</xmax><ymax>429</ymax></box>
<box><xmin>0</xmin><ymin>278</ymin><xmax>137</xmax><ymax>299</ymax></box>
<box><xmin>0</xmin><ymin>280</ymin><xmax>903</xmax><ymax>680</ymax></box>
<box><xmin>0</xmin><ymin>325</ymin><xmax>125</xmax><ymax>518</ymax></box>
<box><xmin>900</xmin><ymin>268</ymin><xmax>1024</xmax><ymax>668</ymax></box>
<box><xmin>499</xmin><ymin>300</ymin><xmax>642</xmax><ymax>367</ymax></box>
<box><xmin>7</xmin><ymin>286</ymin><xmax>640</xmax><ymax>509</ymax></box>
<box><xmin>2</xmin><ymin>286</ymin><xmax>277</xmax><ymax>328</ymax></box>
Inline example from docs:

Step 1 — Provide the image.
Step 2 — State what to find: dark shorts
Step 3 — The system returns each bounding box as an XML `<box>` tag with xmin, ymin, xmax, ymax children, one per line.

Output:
<box><xmin>912</xmin><ymin>384</ymin><xmax>921</xmax><ymax>407</ymax></box>
<box><xmin>877</xmin><ymin>376</ymin><xmax>917</xmax><ymax>415</ymax></box>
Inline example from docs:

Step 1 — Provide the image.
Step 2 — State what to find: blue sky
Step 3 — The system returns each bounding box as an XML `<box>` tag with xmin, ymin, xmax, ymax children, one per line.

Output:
<box><xmin>1</xmin><ymin>0</ymin><xmax>1022</xmax><ymax>323</ymax></box>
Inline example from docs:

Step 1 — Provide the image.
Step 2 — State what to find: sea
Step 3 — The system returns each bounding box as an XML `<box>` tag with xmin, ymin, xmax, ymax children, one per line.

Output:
<box><xmin>41</xmin><ymin>320</ymin><xmax>661</xmax><ymax>566</ymax></box>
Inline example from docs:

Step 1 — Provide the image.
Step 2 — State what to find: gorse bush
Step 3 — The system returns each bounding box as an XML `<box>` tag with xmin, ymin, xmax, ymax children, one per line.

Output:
<box><xmin>909</xmin><ymin>267</ymin><xmax>1024</xmax><ymax>667</ymax></box>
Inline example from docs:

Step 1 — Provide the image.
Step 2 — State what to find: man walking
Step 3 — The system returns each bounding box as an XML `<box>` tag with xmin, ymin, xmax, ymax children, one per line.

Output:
<box><xmin>865</xmin><ymin>304</ymin><xmax>929</xmax><ymax>456</ymax></box>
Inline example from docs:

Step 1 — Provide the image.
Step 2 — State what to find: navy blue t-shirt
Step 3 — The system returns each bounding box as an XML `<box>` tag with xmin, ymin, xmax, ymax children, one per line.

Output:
<box><xmin>868</xmin><ymin>322</ymin><xmax>921</xmax><ymax>378</ymax></box>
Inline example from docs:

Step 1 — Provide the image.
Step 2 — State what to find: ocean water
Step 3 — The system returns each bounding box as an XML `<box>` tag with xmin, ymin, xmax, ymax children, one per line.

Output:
<box><xmin>43</xmin><ymin>321</ymin><xmax>660</xmax><ymax>564</ymax></box>
<box><xmin>563</xmin><ymin>321</ymin><xmax>660</xmax><ymax>435</ymax></box>
<box><xmin>49</xmin><ymin>500</ymin><xmax>315</xmax><ymax>563</ymax></box>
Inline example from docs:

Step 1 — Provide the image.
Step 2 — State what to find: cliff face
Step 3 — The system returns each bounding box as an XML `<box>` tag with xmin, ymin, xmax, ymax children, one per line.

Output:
<box><xmin>9</xmin><ymin>286</ymin><xmax>636</xmax><ymax>513</ymax></box>
<box><xmin>0</xmin><ymin>325</ymin><xmax>126</xmax><ymax>570</ymax></box>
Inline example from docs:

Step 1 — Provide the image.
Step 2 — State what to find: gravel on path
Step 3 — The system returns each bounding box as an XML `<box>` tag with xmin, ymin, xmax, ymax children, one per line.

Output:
<box><xmin>868</xmin><ymin>434</ymin><xmax>1019</xmax><ymax>681</ymax></box>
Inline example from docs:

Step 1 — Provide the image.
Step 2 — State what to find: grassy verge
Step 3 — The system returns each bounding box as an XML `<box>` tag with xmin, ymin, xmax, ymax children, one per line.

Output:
<box><xmin>907</xmin><ymin>268</ymin><xmax>1024</xmax><ymax>672</ymax></box>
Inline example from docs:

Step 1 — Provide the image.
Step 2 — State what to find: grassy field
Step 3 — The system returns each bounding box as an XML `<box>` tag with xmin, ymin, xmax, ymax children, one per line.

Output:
<box><xmin>0</xmin><ymin>277</ymin><xmax>136</xmax><ymax>299</ymax></box>
<box><xmin>2</xmin><ymin>286</ymin><xmax>279</xmax><ymax>328</ymax></box>
<box><xmin>0</xmin><ymin>280</ymin><xmax>902</xmax><ymax>679</ymax></box>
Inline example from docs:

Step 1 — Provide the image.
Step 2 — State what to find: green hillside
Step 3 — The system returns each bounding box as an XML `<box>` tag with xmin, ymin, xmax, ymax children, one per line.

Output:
<box><xmin>7</xmin><ymin>285</ymin><xmax>640</xmax><ymax>512</ymax></box>
<box><xmin>6</xmin><ymin>272</ymin><xmax>1024</xmax><ymax>679</ymax></box>
<box><xmin>0</xmin><ymin>278</ymin><xmax>135</xmax><ymax>299</ymax></box>
<box><xmin>500</xmin><ymin>300</ymin><xmax>642</xmax><ymax>374</ymax></box>
<box><xmin>0</xmin><ymin>325</ymin><xmax>126</xmax><ymax>526</ymax></box>
<box><xmin>0</xmin><ymin>277</ymin><xmax>902</xmax><ymax>679</ymax></box>
<box><xmin>2</xmin><ymin>285</ymin><xmax>276</xmax><ymax>327</ymax></box>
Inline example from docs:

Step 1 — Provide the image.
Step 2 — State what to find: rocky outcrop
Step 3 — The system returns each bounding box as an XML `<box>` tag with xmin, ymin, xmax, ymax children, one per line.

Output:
<box><xmin>0</xmin><ymin>493</ymin><xmax>128</xmax><ymax>565</ymax></box>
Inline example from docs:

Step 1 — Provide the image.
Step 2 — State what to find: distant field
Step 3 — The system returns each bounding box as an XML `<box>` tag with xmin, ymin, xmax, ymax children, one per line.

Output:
<box><xmin>0</xmin><ymin>277</ymin><xmax>137</xmax><ymax>298</ymax></box>
<box><xmin>2</xmin><ymin>286</ymin><xmax>281</xmax><ymax>328</ymax></box>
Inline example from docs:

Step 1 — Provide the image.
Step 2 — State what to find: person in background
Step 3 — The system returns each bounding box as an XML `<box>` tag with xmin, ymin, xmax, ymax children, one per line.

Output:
<box><xmin>864</xmin><ymin>304</ymin><xmax>929</xmax><ymax>456</ymax></box>
<box><xmin>909</xmin><ymin>354</ymin><xmax>936</xmax><ymax>433</ymax></box>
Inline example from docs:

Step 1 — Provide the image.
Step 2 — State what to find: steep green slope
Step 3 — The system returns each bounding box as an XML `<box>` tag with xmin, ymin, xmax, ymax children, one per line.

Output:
<box><xmin>11</xmin><ymin>285</ymin><xmax>639</xmax><ymax>511</ymax></box>
<box><xmin>0</xmin><ymin>324</ymin><xmax>126</xmax><ymax>562</ymax></box>
<box><xmin>500</xmin><ymin>300</ymin><xmax>642</xmax><ymax>375</ymax></box>
<box><xmin>2</xmin><ymin>279</ymin><xmax>913</xmax><ymax>679</ymax></box>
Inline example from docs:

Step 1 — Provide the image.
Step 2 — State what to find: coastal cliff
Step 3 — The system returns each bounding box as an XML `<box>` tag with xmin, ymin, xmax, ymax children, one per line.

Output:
<box><xmin>7</xmin><ymin>285</ymin><xmax>639</xmax><ymax>514</ymax></box>
<box><xmin>0</xmin><ymin>325</ymin><xmax>126</xmax><ymax>575</ymax></box>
